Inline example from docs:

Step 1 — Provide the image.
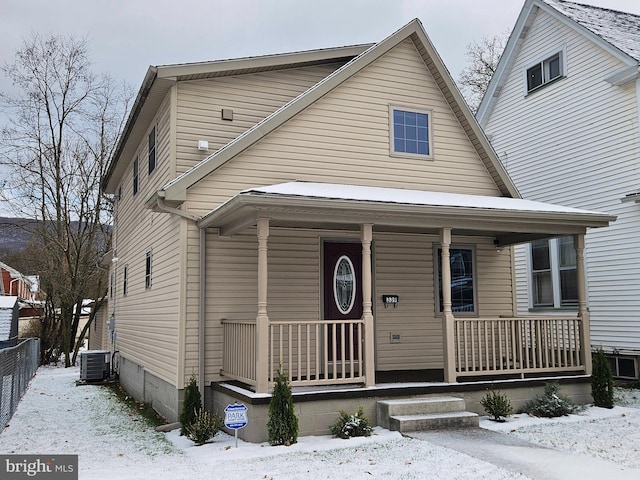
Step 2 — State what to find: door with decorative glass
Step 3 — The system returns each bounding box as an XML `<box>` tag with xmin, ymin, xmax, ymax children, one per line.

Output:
<box><xmin>323</xmin><ymin>242</ymin><xmax>363</xmax><ymax>363</ymax></box>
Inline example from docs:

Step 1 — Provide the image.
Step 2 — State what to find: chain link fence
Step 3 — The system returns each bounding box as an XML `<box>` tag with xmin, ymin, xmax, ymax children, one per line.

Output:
<box><xmin>0</xmin><ymin>338</ymin><xmax>40</xmax><ymax>430</ymax></box>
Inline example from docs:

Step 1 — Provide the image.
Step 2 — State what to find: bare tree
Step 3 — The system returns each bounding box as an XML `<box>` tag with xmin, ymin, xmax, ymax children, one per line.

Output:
<box><xmin>458</xmin><ymin>31</ymin><xmax>509</xmax><ymax>113</ymax></box>
<box><xmin>0</xmin><ymin>33</ymin><xmax>131</xmax><ymax>366</ymax></box>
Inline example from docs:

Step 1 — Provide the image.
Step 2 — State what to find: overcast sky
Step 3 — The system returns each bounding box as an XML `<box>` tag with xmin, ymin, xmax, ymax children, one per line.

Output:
<box><xmin>1</xmin><ymin>0</ymin><xmax>640</xmax><ymax>216</ymax></box>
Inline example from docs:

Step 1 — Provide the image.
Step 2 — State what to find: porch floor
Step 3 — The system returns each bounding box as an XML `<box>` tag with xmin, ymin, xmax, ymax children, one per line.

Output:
<box><xmin>213</xmin><ymin>372</ymin><xmax>591</xmax><ymax>406</ymax></box>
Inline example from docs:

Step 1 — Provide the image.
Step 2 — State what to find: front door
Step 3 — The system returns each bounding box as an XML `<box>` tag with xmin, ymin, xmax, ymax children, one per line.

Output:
<box><xmin>323</xmin><ymin>242</ymin><xmax>362</xmax><ymax>361</ymax></box>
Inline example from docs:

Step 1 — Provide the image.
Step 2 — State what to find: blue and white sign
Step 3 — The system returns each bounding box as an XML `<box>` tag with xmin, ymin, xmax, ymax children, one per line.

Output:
<box><xmin>224</xmin><ymin>403</ymin><xmax>248</xmax><ymax>430</ymax></box>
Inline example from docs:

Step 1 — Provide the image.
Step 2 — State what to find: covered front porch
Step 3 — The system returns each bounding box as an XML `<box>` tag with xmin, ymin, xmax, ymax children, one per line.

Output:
<box><xmin>200</xmin><ymin>182</ymin><xmax>613</xmax><ymax>394</ymax></box>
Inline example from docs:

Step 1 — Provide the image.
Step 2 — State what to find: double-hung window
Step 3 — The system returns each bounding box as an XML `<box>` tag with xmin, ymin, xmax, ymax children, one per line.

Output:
<box><xmin>123</xmin><ymin>264</ymin><xmax>128</xmax><ymax>296</ymax></box>
<box><xmin>436</xmin><ymin>246</ymin><xmax>476</xmax><ymax>314</ymax></box>
<box><xmin>390</xmin><ymin>106</ymin><xmax>432</xmax><ymax>158</ymax></box>
<box><xmin>133</xmin><ymin>156</ymin><xmax>139</xmax><ymax>196</ymax></box>
<box><xmin>530</xmin><ymin>236</ymin><xmax>577</xmax><ymax>308</ymax></box>
<box><xmin>526</xmin><ymin>52</ymin><xmax>563</xmax><ymax>93</ymax></box>
<box><xmin>148</xmin><ymin>126</ymin><xmax>156</xmax><ymax>175</ymax></box>
<box><xmin>145</xmin><ymin>249</ymin><xmax>152</xmax><ymax>290</ymax></box>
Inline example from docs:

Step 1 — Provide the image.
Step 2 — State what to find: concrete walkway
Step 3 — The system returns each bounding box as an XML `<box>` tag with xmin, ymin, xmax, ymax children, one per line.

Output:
<box><xmin>408</xmin><ymin>428</ymin><xmax>640</xmax><ymax>480</ymax></box>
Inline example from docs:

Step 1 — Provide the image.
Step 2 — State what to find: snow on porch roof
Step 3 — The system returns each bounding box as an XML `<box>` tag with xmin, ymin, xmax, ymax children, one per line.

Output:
<box><xmin>242</xmin><ymin>182</ymin><xmax>608</xmax><ymax>217</ymax></box>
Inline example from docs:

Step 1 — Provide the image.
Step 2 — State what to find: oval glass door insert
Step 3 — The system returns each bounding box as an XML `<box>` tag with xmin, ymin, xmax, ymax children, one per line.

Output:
<box><xmin>333</xmin><ymin>255</ymin><xmax>356</xmax><ymax>314</ymax></box>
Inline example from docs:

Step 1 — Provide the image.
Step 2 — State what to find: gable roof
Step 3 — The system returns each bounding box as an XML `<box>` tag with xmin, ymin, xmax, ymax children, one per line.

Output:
<box><xmin>159</xmin><ymin>18</ymin><xmax>519</xmax><ymax>203</ymax></box>
<box><xmin>477</xmin><ymin>0</ymin><xmax>640</xmax><ymax>124</ymax></box>
<box><xmin>103</xmin><ymin>44</ymin><xmax>371</xmax><ymax>193</ymax></box>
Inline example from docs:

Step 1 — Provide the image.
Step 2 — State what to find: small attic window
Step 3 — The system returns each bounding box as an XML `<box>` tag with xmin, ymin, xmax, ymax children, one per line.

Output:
<box><xmin>389</xmin><ymin>106</ymin><xmax>432</xmax><ymax>158</ymax></box>
<box><xmin>526</xmin><ymin>52</ymin><xmax>563</xmax><ymax>93</ymax></box>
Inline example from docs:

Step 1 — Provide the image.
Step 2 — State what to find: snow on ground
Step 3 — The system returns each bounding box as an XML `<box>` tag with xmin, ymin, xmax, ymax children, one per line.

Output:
<box><xmin>1</xmin><ymin>366</ymin><xmax>639</xmax><ymax>480</ymax></box>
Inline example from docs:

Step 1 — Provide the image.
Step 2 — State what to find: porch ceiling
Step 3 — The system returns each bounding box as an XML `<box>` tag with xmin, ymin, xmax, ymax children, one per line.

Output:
<box><xmin>198</xmin><ymin>182</ymin><xmax>615</xmax><ymax>246</ymax></box>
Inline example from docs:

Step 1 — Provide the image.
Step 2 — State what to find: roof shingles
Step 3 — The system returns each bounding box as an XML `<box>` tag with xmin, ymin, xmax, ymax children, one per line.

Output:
<box><xmin>544</xmin><ymin>0</ymin><xmax>640</xmax><ymax>61</ymax></box>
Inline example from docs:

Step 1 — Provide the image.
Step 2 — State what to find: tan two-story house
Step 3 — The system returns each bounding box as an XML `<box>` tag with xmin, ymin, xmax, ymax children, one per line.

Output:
<box><xmin>99</xmin><ymin>19</ymin><xmax>613</xmax><ymax>442</ymax></box>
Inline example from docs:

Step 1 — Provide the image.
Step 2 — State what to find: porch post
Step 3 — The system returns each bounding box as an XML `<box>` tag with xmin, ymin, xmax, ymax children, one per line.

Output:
<box><xmin>574</xmin><ymin>233</ymin><xmax>592</xmax><ymax>375</ymax></box>
<box><xmin>361</xmin><ymin>224</ymin><xmax>376</xmax><ymax>387</ymax></box>
<box><xmin>256</xmin><ymin>218</ymin><xmax>270</xmax><ymax>393</ymax></box>
<box><xmin>440</xmin><ymin>228</ymin><xmax>457</xmax><ymax>383</ymax></box>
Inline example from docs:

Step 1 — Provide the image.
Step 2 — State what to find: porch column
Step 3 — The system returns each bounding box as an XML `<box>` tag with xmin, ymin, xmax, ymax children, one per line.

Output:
<box><xmin>440</xmin><ymin>228</ymin><xmax>457</xmax><ymax>383</ymax></box>
<box><xmin>256</xmin><ymin>218</ymin><xmax>270</xmax><ymax>394</ymax></box>
<box><xmin>361</xmin><ymin>224</ymin><xmax>376</xmax><ymax>387</ymax></box>
<box><xmin>574</xmin><ymin>233</ymin><xmax>592</xmax><ymax>375</ymax></box>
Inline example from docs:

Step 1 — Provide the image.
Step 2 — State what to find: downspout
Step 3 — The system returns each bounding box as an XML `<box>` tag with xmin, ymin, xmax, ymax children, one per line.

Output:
<box><xmin>155</xmin><ymin>195</ymin><xmax>206</xmax><ymax>395</ymax></box>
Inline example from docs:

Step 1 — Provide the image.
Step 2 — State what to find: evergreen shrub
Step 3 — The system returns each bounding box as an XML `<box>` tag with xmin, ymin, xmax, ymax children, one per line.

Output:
<box><xmin>267</xmin><ymin>367</ymin><xmax>299</xmax><ymax>446</ymax></box>
<box><xmin>591</xmin><ymin>348</ymin><xmax>614</xmax><ymax>409</ymax></box>
<box><xmin>480</xmin><ymin>389</ymin><xmax>513</xmax><ymax>422</ymax></box>
<box><xmin>184</xmin><ymin>409</ymin><xmax>224</xmax><ymax>445</ymax></box>
<box><xmin>180</xmin><ymin>373</ymin><xmax>202</xmax><ymax>435</ymax></box>
<box><xmin>525</xmin><ymin>383</ymin><xmax>578</xmax><ymax>418</ymax></box>
<box><xmin>330</xmin><ymin>406</ymin><xmax>373</xmax><ymax>439</ymax></box>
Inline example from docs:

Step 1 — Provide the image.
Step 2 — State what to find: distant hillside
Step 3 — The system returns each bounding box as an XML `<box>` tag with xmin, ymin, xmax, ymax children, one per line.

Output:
<box><xmin>0</xmin><ymin>217</ymin><xmax>36</xmax><ymax>258</ymax></box>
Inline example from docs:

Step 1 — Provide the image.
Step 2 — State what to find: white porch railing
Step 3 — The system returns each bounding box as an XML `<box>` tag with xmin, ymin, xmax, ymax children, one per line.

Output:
<box><xmin>220</xmin><ymin>319</ymin><xmax>257</xmax><ymax>385</ymax></box>
<box><xmin>455</xmin><ymin>317</ymin><xmax>584</xmax><ymax>377</ymax></box>
<box><xmin>221</xmin><ymin>318</ymin><xmax>365</xmax><ymax>388</ymax></box>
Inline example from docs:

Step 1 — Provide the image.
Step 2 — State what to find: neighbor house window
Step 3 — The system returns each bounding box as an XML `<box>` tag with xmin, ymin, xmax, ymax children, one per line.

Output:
<box><xmin>530</xmin><ymin>236</ymin><xmax>577</xmax><ymax>308</ymax></box>
<box><xmin>526</xmin><ymin>52</ymin><xmax>562</xmax><ymax>92</ymax></box>
<box><xmin>145</xmin><ymin>250</ymin><xmax>152</xmax><ymax>289</ymax></box>
<box><xmin>123</xmin><ymin>264</ymin><xmax>128</xmax><ymax>296</ymax></box>
<box><xmin>436</xmin><ymin>246</ymin><xmax>476</xmax><ymax>314</ymax></box>
<box><xmin>133</xmin><ymin>156</ymin><xmax>139</xmax><ymax>196</ymax></box>
<box><xmin>390</xmin><ymin>106</ymin><xmax>432</xmax><ymax>157</ymax></box>
<box><xmin>148</xmin><ymin>126</ymin><xmax>156</xmax><ymax>175</ymax></box>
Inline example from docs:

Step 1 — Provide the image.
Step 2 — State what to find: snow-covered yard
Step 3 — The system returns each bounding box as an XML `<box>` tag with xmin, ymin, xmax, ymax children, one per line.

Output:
<box><xmin>1</xmin><ymin>367</ymin><xmax>639</xmax><ymax>479</ymax></box>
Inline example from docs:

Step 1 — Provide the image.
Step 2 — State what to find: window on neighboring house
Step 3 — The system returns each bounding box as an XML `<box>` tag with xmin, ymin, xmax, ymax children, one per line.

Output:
<box><xmin>436</xmin><ymin>246</ymin><xmax>476</xmax><ymax>314</ymax></box>
<box><xmin>117</xmin><ymin>185</ymin><xmax>122</xmax><ymax>201</ymax></box>
<box><xmin>526</xmin><ymin>52</ymin><xmax>562</xmax><ymax>93</ymax></box>
<box><xmin>145</xmin><ymin>250</ymin><xmax>152</xmax><ymax>289</ymax></box>
<box><xmin>123</xmin><ymin>264</ymin><xmax>128</xmax><ymax>296</ymax></box>
<box><xmin>133</xmin><ymin>156</ymin><xmax>139</xmax><ymax>196</ymax></box>
<box><xmin>530</xmin><ymin>236</ymin><xmax>577</xmax><ymax>308</ymax></box>
<box><xmin>148</xmin><ymin>126</ymin><xmax>156</xmax><ymax>175</ymax></box>
<box><xmin>390</xmin><ymin>106</ymin><xmax>432</xmax><ymax>157</ymax></box>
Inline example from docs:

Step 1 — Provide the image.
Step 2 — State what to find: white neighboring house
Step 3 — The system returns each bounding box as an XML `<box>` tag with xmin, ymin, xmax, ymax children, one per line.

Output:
<box><xmin>477</xmin><ymin>0</ymin><xmax>640</xmax><ymax>379</ymax></box>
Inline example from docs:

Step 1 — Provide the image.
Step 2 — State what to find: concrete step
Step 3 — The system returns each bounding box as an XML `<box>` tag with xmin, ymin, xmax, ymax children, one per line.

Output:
<box><xmin>378</xmin><ymin>396</ymin><xmax>466</xmax><ymax>418</ymax></box>
<box><xmin>377</xmin><ymin>396</ymin><xmax>479</xmax><ymax>432</ymax></box>
<box><xmin>389</xmin><ymin>411</ymin><xmax>480</xmax><ymax>432</ymax></box>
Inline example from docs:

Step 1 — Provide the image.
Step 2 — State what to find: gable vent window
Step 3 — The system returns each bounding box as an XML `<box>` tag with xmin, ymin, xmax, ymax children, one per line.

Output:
<box><xmin>527</xmin><ymin>52</ymin><xmax>563</xmax><ymax>93</ymax></box>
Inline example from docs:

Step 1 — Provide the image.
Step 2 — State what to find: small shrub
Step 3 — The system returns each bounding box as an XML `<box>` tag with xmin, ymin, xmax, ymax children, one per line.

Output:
<box><xmin>267</xmin><ymin>366</ymin><xmax>299</xmax><ymax>446</ymax></box>
<box><xmin>180</xmin><ymin>373</ymin><xmax>202</xmax><ymax>436</ymax></box>
<box><xmin>330</xmin><ymin>406</ymin><xmax>373</xmax><ymax>439</ymax></box>
<box><xmin>481</xmin><ymin>389</ymin><xmax>513</xmax><ymax>422</ymax></box>
<box><xmin>591</xmin><ymin>348</ymin><xmax>614</xmax><ymax>408</ymax></box>
<box><xmin>525</xmin><ymin>383</ymin><xmax>578</xmax><ymax>418</ymax></box>
<box><xmin>184</xmin><ymin>409</ymin><xmax>224</xmax><ymax>445</ymax></box>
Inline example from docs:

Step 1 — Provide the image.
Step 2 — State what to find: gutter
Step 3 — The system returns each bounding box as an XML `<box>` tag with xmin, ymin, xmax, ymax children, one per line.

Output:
<box><xmin>152</xmin><ymin>193</ymin><xmax>206</xmax><ymax>398</ymax></box>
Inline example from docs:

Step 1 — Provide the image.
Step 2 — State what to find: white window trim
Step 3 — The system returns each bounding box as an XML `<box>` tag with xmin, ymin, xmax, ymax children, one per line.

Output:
<box><xmin>388</xmin><ymin>104</ymin><xmax>434</xmax><ymax>160</ymax></box>
<box><xmin>433</xmin><ymin>244</ymin><xmax>478</xmax><ymax>317</ymax></box>
<box><xmin>524</xmin><ymin>47</ymin><xmax>567</xmax><ymax>95</ymax></box>
<box><xmin>526</xmin><ymin>237</ymin><xmax>577</xmax><ymax>310</ymax></box>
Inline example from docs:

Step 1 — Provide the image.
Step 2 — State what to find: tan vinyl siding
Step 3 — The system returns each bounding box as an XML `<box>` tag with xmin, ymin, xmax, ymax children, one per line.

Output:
<box><xmin>200</xmin><ymin>229</ymin><xmax>513</xmax><ymax>381</ymax></box>
<box><xmin>484</xmin><ymin>10</ymin><xmax>640</xmax><ymax>351</ymax></box>
<box><xmin>175</xmin><ymin>63</ymin><xmax>345</xmax><ymax>176</ymax></box>
<box><xmin>374</xmin><ymin>233</ymin><xmax>439</xmax><ymax>370</ymax></box>
<box><xmin>112</xmin><ymin>92</ymin><xmax>183</xmax><ymax>386</ymax></box>
<box><xmin>186</xmin><ymin>39</ymin><xmax>502</xmax><ymax>215</ymax></box>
